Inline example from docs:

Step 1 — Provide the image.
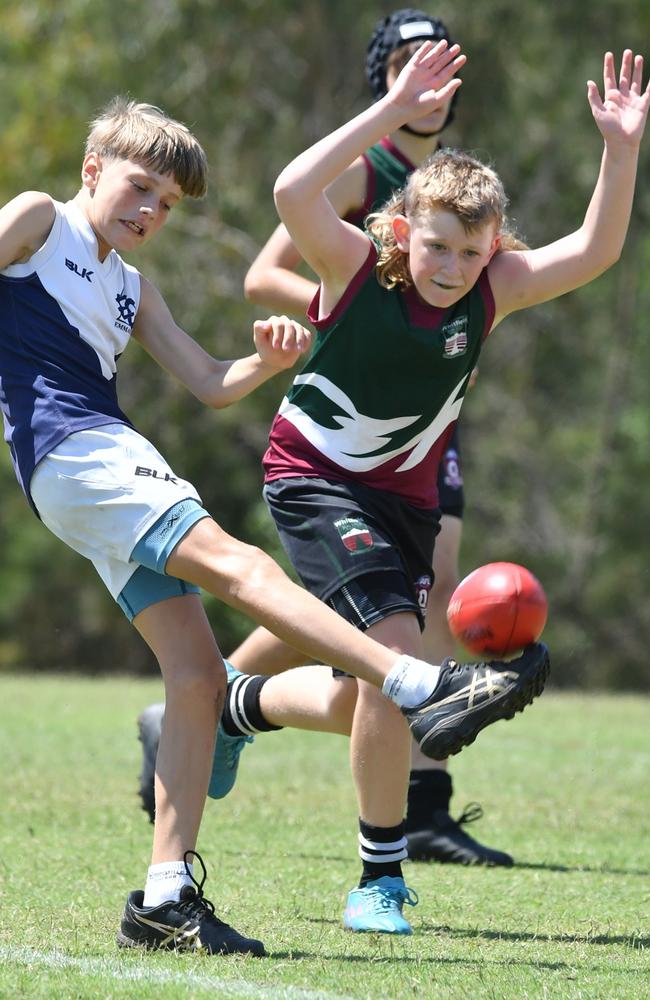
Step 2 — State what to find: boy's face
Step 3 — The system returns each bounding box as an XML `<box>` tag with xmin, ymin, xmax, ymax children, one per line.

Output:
<box><xmin>80</xmin><ymin>154</ymin><xmax>183</xmax><ymax>260</ymax></box>
<box><xmin>393</xmin><ymin>208</ymin><xmax>500</xmax><ymax>308</ymax></box>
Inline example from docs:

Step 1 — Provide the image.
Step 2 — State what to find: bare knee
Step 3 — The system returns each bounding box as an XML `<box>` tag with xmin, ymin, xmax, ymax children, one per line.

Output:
<box><xmin>162</xmin><ymin>653</ymin><xmax>227</xmax><ymax>715</ymax></box>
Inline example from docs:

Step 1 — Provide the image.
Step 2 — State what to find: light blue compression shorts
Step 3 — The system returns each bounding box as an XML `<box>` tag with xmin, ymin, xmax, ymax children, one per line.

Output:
<box><xmin>117</xmin><ymin>498</ymin><xmax>209</xmax><ymax>621</ymax></box>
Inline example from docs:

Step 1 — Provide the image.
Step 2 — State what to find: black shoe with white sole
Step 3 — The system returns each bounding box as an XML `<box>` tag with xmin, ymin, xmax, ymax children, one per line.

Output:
<box><xmin>404</xmin><ymin>643</ymin><xmax>550</xmax><ymax>760</ymax></box>
<box><xmin>117</xmin><ymin>851</ymin><xmax>266</xmax><ymax>956</ymax></box>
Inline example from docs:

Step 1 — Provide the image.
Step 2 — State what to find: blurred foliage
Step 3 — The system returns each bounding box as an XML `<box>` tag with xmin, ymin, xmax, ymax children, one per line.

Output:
<box><xmin>0</xmin><ymin>0</ymin><xmax>649</xmax><ymax>687</ymax></box>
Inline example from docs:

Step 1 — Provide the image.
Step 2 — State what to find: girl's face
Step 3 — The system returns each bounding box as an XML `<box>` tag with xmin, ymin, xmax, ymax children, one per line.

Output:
<box><xmin>79</xmin><ymin>154</ymin><xmax>182</xmax><ymax>260</ymax></box>
<box><xmin>393</xmin><ymin>208</ymin><xmax>500</xmax><ymax>308</ymax></box>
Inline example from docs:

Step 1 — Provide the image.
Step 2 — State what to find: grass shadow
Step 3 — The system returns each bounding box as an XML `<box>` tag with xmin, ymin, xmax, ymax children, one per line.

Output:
<box><xmin>303</xmin><ymin>917</ymin><xmax>648</xmax><ymax>950</ymax></box>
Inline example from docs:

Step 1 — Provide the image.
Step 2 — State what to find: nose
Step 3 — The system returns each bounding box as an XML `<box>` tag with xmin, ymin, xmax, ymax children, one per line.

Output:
<box><xmin>139</xmin><ymin>205</ymin><xmax>154</xmax><ymax>216</ymax></box>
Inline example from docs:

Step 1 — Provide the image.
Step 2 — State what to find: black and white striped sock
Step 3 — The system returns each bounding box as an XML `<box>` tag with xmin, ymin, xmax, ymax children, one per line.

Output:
<box><xmin>221</xmin><ymin>674</ymin><xmax>283</xmax><ymax>736</ymax></box>
<box><xmin>358</xmin><ymin>818</ymin><xmax>408</xmax><ymax>886</ymax></box>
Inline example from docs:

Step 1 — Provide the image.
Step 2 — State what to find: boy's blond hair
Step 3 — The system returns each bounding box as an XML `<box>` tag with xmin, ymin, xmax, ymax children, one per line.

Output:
<box><xmin>367</xmin><ymin>148</ymin><xmax>526</xmax><ymax>289</ymax></box>
<box><xmin>85</xmin><ymin>97</ymin><xmax>208</xmax><ymax>199</ymax></box>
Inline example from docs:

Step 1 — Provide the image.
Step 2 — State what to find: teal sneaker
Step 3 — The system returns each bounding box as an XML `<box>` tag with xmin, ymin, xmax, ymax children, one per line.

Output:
<box><xmin>207</xmin><ymin>662</ymin><xmax>254</xmax><ymax>800</ymax></box>
<box><xmin>343</xmin><ymin>876</ymin><xmax>418</xmax><ymax>934</ymax></box>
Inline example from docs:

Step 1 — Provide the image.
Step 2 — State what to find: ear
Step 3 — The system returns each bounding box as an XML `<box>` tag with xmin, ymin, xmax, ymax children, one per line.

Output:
<box><xmin>392</xmin><ymin>214</ymin><xmax>411</xmax><ymax>252</ymax></box>
<box><xmin>487</xmin><ymin>233</ymin><xmax>501</xmax><ymax>261</ymax></box>
<box><xmin>81</xmin><ymin>152</ymin><xmax>102</xmax><ymax>191</ymax></box>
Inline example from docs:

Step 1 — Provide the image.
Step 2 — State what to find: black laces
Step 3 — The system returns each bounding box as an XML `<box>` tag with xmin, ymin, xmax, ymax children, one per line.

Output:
<box><xmin>434</xmin><ymin>802</ymin><xmax>484</xmax><ymax>830</ymax></box>
<box><xmin>456</xmin><ymin>802</ymin><xmax>484</xmax><ymax>826</ymax></box>
<box><xmin>177</xmin><ymin>850</ymin><xmax>226</xmax><ymax>926</ymax></box>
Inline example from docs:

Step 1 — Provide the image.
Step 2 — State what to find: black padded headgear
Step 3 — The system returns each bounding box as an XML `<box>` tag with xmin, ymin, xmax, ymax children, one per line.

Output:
<box><xmin>365</xmin><ymin>9</ymin><xmax>457</xmax><ymax>130</ymax></box>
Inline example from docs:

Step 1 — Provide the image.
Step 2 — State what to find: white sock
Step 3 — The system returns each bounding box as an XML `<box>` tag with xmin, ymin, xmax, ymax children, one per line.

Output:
<box><xmin>143</xmin><ymin>860</ymin><xmax>194</xmax><ymax>908</ymax></box>
<box><xmin>382</xmin><ymin>656</ymin><xmax>441</xmax><ymax>709</ymax></box>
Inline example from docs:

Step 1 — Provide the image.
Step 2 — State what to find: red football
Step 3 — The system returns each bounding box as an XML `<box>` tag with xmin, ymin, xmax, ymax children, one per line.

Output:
<box><xmin>447</xmin><ymin>562</ymin><xmax>548</xmax><ymax>657</ymax></box>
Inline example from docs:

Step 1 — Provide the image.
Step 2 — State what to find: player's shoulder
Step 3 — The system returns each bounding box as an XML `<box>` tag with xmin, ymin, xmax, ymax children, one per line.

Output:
<box><xmin>5</xmin><ymin>190</ymin><xmax>56</xmax><ymax>224</ymax></box>
<box><xmin>0</xmin><ymin>191</ymin><xmax>57</xmax><ymax>267</ymax></box>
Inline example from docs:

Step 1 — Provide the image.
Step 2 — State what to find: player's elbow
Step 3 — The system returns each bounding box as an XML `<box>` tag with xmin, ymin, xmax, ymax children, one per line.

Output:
<box><xmin>273</xmin><ymin>170</ymin><xmax>305</xmax><ymax>220</ymax></box>
<box><xmin>243</xmin><ymin>267</ymin><xmax>267</xmax><ymax>305</ymax></box>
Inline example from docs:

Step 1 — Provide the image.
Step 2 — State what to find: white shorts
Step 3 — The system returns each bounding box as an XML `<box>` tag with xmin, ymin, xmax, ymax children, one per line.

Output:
<box><xmin>30</xmin><ymin>424</ymin><xmax>202</xmax><ymax>599</ymax></box>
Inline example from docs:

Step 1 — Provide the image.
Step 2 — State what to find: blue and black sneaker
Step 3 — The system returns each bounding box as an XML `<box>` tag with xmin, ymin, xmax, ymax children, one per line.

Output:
<box><xmin>343</xmin><ymin>876</ymin><xmax>418</xmax><ymax>935</ymax></box>
<box><xmin>208</xmin><ymin>725</ymin><xmax>254</xmax><ymax>799</ymax></box>
<box><xmin>136</xmin><ymin>662</ymin><xmax>253</xmax><ymax>821</ymax></box>
<box><xmin>117</xmin><ymin>851</ymin><xmax>265</xmax><ymax>956</ymax></box>
<box><xmin>404</xmin><ymin>643</ymin><xmax>550</xmax><ymax>760</ymax></box>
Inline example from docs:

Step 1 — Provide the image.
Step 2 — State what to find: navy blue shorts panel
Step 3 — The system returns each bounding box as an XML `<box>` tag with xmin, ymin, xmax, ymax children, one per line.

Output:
<box><xmin>263</xmin><ymin>476</ymin><xmax>440</xmax><ymax>632</ymax></box>
<box><xmin>437</xmin><ymin>423</ymin><xmax>464</xmax><ymax>519</ymax></box>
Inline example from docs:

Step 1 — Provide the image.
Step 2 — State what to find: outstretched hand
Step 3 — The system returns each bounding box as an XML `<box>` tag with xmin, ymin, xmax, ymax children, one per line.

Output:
<box><xmin>588</xmin><ymin>50</ymin><xmax>650</xmax><ymax>146</ymax></box>
<box><xmin>388</xmin><ymin>39</ymin><xmax>466</xmax><ymax>122</ymax></box>
<box><xmin>254</xmin><ymin>315</ymin><xmax>312</xmax><ymax>371</ymax></box>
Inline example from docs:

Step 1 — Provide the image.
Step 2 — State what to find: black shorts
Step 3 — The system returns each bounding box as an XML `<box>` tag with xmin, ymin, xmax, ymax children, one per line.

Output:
<box><xmin>263</xmin><ymin>476</ymin><xmax>440</xmax><ymax>633</ymax></box>
<box><xmin>437</xmin><ymin>424</ymin><xmax>465</xmax><ymax>519</ymax></box>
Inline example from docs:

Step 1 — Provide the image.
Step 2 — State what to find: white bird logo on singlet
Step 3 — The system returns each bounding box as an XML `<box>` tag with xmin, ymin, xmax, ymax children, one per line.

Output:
<box><xmin>278</xmin><ymin>371</ymin><xmax>470</xmax><ymax>473</ymax></box>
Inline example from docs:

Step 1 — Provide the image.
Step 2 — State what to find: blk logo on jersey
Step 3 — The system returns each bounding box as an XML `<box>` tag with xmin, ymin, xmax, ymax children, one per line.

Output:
<box><xmin>441</xmin><ymin>317</ymin><xmax>468</xmax><ymax>358</ymax></box>
<box><xmin>334</xmin><ymin>516</ymin><xmax>374</xmax><ymax>554</ymax></box>
<box><xmin>115</xmin><ymin>290</ymin><xmax>136</xmax><ymax>331</ymax></box>
<box><xmin>65</xmin><ymin>258</ymin><xmax>93</xmax><ymax>282</ymax></box>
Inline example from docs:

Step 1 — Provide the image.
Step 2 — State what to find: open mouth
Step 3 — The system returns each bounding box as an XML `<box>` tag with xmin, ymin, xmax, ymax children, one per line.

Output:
<box><xmin>123</xmin><ymin>220</ymin><xmax>145</xmax><ymax>235</ymax></box>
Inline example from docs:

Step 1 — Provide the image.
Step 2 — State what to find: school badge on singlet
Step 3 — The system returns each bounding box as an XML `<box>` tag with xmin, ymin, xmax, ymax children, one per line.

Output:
<box><xmin>334</xmin><ymin>516</ymin><xmax>374</xmax><ymax>554</ymax></box>
<box><xmin>441</xmin><ymin>317</ymin><xmax>469</xmax><ymax>358</ymax></box>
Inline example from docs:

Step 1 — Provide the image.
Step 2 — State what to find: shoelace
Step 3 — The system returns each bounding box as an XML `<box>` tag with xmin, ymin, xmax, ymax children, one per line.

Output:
<box><xmin>456</xmin><ymin>802</ymin><xmax>483</xmax><ymax>826</ymax></box>
<box><xmin>434</xmin><ymin>802</ymin><xmax>484</xmax><ymax>831</ymax></box>
<box><xmin>178</xmin><ymin>850</ymin><xmax>228</xmax><ymax>926</ymax></box>
<box><xmin>364</xmin><ymin>882</ymin><xmax>419</xmax><ymax>913</ymax></box>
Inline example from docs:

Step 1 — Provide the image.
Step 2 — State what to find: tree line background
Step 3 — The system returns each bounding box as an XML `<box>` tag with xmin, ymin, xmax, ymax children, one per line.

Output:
<box><xmin>0</xmin><ymin>0</ymin><xmax>648</xmax><ymax>689</ymax></box>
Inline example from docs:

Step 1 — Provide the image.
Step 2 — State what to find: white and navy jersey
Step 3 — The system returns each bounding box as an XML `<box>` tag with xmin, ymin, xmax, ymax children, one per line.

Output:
<box><xmin>0</xmin><ymin>198</ymin><xmax>141</xmax><ymax>512</ymax></box>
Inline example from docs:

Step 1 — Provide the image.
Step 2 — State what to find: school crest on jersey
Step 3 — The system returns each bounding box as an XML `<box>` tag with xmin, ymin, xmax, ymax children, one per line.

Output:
<box><xmin>441</xmin><ymin>317</ymin><xmax>469</xmax><ymax>358</ymax></box>
<box><xmin>334</xmin><ymin>516</ymin><xmax>374</xmax><ymax>554</ymax></box>
<box><xmin>115</xmin><ymin>290</ymin><xmax>137</xmax><ymax>332</ymax></box>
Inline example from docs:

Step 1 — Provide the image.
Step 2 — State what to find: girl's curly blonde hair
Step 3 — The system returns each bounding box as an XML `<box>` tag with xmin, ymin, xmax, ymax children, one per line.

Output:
<box><xmin>366</xmin><ymin>148</ymin><xmax>526</xmax><ymax>288</ymax></box>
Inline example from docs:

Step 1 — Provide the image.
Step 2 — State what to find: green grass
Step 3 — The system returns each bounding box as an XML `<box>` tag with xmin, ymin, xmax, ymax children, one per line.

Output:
<box><xmin>0</xmin><ymin>675</ymin><xmax>648</xmax><ymax>1000</ymax></box>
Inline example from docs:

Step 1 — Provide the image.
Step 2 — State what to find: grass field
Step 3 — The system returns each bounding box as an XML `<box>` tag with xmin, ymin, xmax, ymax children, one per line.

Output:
<box><xmin>0</xmin><ymin>674</ymin><xmax>648</xmax><ymax>1000</ymax></box>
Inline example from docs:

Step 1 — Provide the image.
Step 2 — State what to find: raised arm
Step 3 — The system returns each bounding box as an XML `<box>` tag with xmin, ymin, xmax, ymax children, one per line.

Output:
<box><xmin>273</xmin><ymin>40</ymin><xmax>465</xmax><ymax>309</ymax></box>
<box><xmin>489</xmin><ymin>50</ymin><xmax>650</xmax><ymax>323</ymax></box>
<box><xmin>244</xmin><ymin>156</ymin><xmax>370</xmax><ymax>316</ymax></box>
<box><xmin>133</xmin><ymin>278</ymin><xmax>311</xmax><ymax>409</ymax></box>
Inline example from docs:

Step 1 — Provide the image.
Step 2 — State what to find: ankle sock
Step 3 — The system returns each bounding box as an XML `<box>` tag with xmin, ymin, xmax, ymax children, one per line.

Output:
<box><xmin>358</xmin><ymin>819</ymin><xmax>408</xmax><ymax>887</ymax></box>
<box><xmin>221</xmin><ymin>674</ymin><xmax>283</xmax><ymax>737</ymax></box>
<box><xmin>143</xmin><ymin>860</ymin><xmax>193</xmax><ymax>907</ymax></box>
<box><xmin>382</xmin><ymin>655</ymin><xmax>440</xmax><ymax>709</ymax></box>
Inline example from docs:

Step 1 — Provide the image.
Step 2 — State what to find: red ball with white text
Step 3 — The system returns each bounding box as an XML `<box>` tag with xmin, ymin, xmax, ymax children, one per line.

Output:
<box><xmin>447</xmin><ymin>562</ymin><xmax>548</xmax><ymax>657</ymax></box>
